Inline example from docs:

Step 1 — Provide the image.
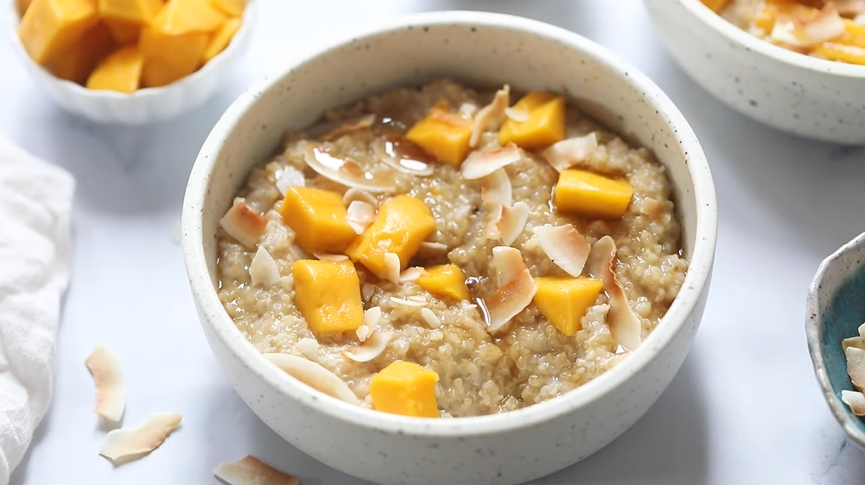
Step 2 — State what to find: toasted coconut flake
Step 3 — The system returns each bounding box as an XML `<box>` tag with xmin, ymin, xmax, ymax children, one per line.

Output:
<box><xmin>320</xmin><ymin>114</ymin><xmax>376</xmax><ymax>141</ymax></box>
<box><xmin>346</xmin><ymin>200</ymin><xmax>376</xmax><ymax>234</ymax></box>
<box><xmin>542</xmin><ymin>133</ymin><xmax>599</xmax><ymax>172</ymax></box>
<box><xmin>771</xmin><ymin>3</ymin><xmax>845</xmax><ymax>47</ymax></box>
<box><xmin>85</xmin><ymin>345</ymin><xmax>125</xmax><ymax>426</ymax></box>
<box><xmin>296</xmin><ymin>338</ymin><xmax>320</xmax><ymax>361</ymax></box>
<box><xmin>301</xmin><ymin>142</ymin><xmax>396</xmax><ymax>193</ymax></box>
<box><xmin>275</xmin><ymin>166</ymin><xmax>305</xmax><ymax>196</ymax></box>
<box><xmin>587</xmin><ymin>236</ymin><xmax>642</xmax><ymax>351</ymax></box>
<box><xmin>481</xmin><ymin>169</ymin><xmax>512</xmax><ymax>240</ymax></box>
<box><xmin>459</xmin><ymin>102</ymin><xmax>479</xmax><ymax>118</ymax></box>
<box><xmin>383</xmin><ymin>252</ymin><xmax>401</xmax><ymax>284</ymax></box>
<box><xmin>470</xmin><ymin>85</ymin><xmax>510</xmax><ymax>147</ymax></box>
<box><xmin>400</xmin><ymin>267</ymin><xmax>426</xmax><ymax>282</ymax></box>
<box><xmin>460</xmin><ymin>143</ymin><xmax>522</xmax><ymax>180</ymax></box>
<box><xmin>99</xmin><ymin>413</ymin><xmax>182</xmax><ymax>465</ymax></box>
<box><xmin>497</xmin><ymin>202</ymin><xmax>529</xmax><ymax>246</ymax></box>
<box><xmin>219</xmin><ymin>199</ymin><xmax>267</xmax><ymax>249</ymax></box>
<box><xmin>389</xmin><ymin>297</ymin><xmax>425</xmax><ymax>307</ymax></box>
<box><xmin>533</xmin><ymin>224</ymin><xmax>591</xmax><ymax>278</ymax></box>
<box><xmin>504</xmin><ymin>106</ymin><xmax>529</xmax><ymax>123</ymax></box>
<box><xmin>264</xmin><ymin>353</ymin><xmax>361</xmax><ymax>405</ymax></box>
<box><xmin>312</xmin><ymin>252</ymin><xmax>349</xmax><ymax>262</ymax></box>
<box><xmin>249</xmin><ymin>245</ymin><xmax>281</xmax><ymax>287</ymax></box>
<box><xmin>214</xmin><ymin>455</ymin><xmax>300</xmax><ymax>485</ymax></box>
<box><xmin>485</xmin><ymin>268</ymin><xmax>537</xmax><ymax>333</ymax></box>
<box><xmin>420</xmin><ymin>308</ymin><xmax>442</xmax><ymax>328</ymax></box>
<box><xmin>361</xmin><ymin>283</ymin><xmax>376</xmax><ymax>303</ymax></box>
<box><xmin>356</xmin><ymin>306</ymin><xmax>381</xmax><ymax>342</ymax></box>
<box><xmin>418</xmin><ymin>241</ymin><xmax>449</xmax><ymax>257</ymax></box>
<box><xmin>846</xmin><ymin>346</ymin><xmax>865</xmax><ymax>392</ymax></box>
<box><xmin>343</xmin><ymin>331</ymin><xmax>393</xmax><ymax>363</ymax></box>
<box><xmin>842</xmin><ymin>390</ymin><xmax>865</xmax><ymax>416</ymax></box>
<box><xmin>492</xmin><ymin>246</ymin><xmax>526</xmax><ymax>287</ymax></box>
<box><xmin>343</xmin><ymin>188</ymin><xmax>378</xmax><ymax>207</ymax></box>
<box><xmin>844</xmin><ymin>336</ymin><xmax>865</xmax><ymax>352</ymax></box>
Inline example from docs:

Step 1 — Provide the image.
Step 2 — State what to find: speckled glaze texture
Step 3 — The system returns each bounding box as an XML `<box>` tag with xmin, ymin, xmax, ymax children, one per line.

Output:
<box><xmin>182</xmin><ymin>11</ymin><xmax>718</xmax><ymax>485</ymax></box>
<box><xmin>644</xmin><ymin>0</ymin><xmax>865</xmax><ymax>145</ymax></box>
<box><xmin>807</xmin><ymin>232</ymin><xmax>865</xmax><ymax>453</ymax></box>
<box><xmin>7</xmin><ymin>0</ymin><xmax>255</xmax><ymax>125</ymax></box>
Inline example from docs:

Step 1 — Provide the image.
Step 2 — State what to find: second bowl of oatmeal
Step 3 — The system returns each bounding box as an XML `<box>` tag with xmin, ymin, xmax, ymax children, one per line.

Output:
<box><xmin>182</xmin><ymin>11</ymin><xmax>717</xmax><ymax>485</ymax></box>
<box><xmin>644</xmin><ymin>0</ymin><xmax>865</xmax><ymax>145</ymax></box>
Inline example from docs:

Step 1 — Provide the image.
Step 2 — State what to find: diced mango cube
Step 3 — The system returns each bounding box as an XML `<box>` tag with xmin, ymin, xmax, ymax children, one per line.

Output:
<box><xmin>139</xmin><ymin>24</ymin><xmax>208</xmax><ymax>87</ymax></box>
<box><xmin>554</xmin><ymin>169</ymin><xmax>634</xmax><ymax>220</ymax></box>
<box><xmin>202</xmin><ymin>16</ymin><xmax>240</xmax><ymax>62</ymax></box>
<box><xmin>292</xmin><ymin>260</ymin><xmax>364</xmax><ymax>334</ymax></box>
<box><xmin>48</xmin><ymin>22</ymin><xmax>115</xmax><ymax>84</ymax></box>
<box><xmin>154</xmin><ymin>0</ymin><xmax>227</xmax><ymax>35</ymax></box>
<box><xmin>98</xmin><ymin>0</ymin><xmax>162</xmax><ymax>25</ymax></box>
<box><xmin>18</xmin><ymin>0</ymin><xmax>100</xmax><ymax>65</ymax></box>
<box><xmin>812</xmin><ymin>43</ymin><xmax>865</xmax><ymax>65</ymax></box>
<box><xmin>370</xmin><ymin>361</ymin><xmax>440</xmax><ymax>418</ymax></box>
<box><xmin>346</xmin><ymin>195</ymin><xmax>436</xmax><ymax>280</ymax></box>
<box><xmin>699</xmin><ymin>0</ymin><xmax>729</xmax><ymax>12</ymax></box>
<box><xmin>85</xmin><ymin>44</ymin><xmax>144</xmax><ymax>93</ymax></box>
<box><xmin>533</xmin><ymin>277</ymin><xmax>603</xmax><ymax>337</ymax></box>
<box><xmin>838</xmin><ymin>19</ymin><xmax>865</xmax><ymax>49</ymax></box>
<box><xmin>279</xmin><ymin>187</ymin><xmax>359</xmax><ymax>256</ymax></box>
<box><xmin>498</xmin><ymin>91</ymin><xmax>566</xmax><ymax>150</ymax></box>
<box><xmin>208</xmin><ymin>0</ymin><xmax>243</xmax><ymax>17</ymax></box>
<box><xmin>104</xmin><ymin>17</ymin><xmax>142</xmax><ymax>44</ymax></box>
<box><xmin>405</xmin><ymin>102</ymin><xmax>473</xmax><ymax>167</ymax></box>
<box><xmin>416</xmin><ymin>264</ymin><xmax>469</xmax><ymax>301</ymax></box>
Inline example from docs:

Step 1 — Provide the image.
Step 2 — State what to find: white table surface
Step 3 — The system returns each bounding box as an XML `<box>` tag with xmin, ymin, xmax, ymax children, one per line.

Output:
<box><xmin>3</xmin><ymin>1</ymin><xmax>865</xmax><ymax>484</ymax></box>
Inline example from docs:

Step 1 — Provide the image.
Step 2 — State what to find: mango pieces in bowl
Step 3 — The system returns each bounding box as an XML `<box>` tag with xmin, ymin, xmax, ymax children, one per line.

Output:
<box><xmin>16</xmin><ymin>0</ymin><xmax>246</xmax><ymax>93</ymax></box>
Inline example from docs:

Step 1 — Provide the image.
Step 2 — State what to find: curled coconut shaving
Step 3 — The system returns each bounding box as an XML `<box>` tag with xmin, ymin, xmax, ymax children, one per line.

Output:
<box><xmin>313</xmin><ymin>252</ymin><xmax>349</xmax><ymax>262</ymax></box>
<box><xmin>481</xmin><ymin>169</ymin><xmax>512</xmax><ymax>240</ymax></box>
<box><xmin>249</xmin><ymin>245</ymin><xmax>280</xmax><ymax>287</ymax></box>
<box><xmin>296</xmin><ymin>338</ymin><xmax>320</xmax><ymax>361</ymax></box>
<box><xmin>843</xmin><ymin>336</ymin><xmax>865</xmax><ymax>352</ymax></box>
<box><xmin>504</xmin><ymin>106</ymin><xmax>529</xmax><ymax>123</ymax></box>
<box><xmin>219</xmin><ymin>199</ymin><xmax>267</xmax><ymax>249</ymax></box>
<box><xmin>542</xmin><ymin>133</ymin><xmax>600</xmax><ymax>172</ymax></box>
<box><xmin>470</xmin><ymin>85</ymin><xmax>510</xmax><ymax>147</ymax></box>
<box><xmin>214</xmin><ymin>455</ymin><xmax>300</xmax><ymax>485</ymax></box>
<box><xmin>771</xmin><ymin>3</ymin><xmax>845</xmax><ymax>47</ymax></box>
<box><xmin>343</xmin><ymin>188</ymin><xmax>378</xmax><ymax>207</ymax></box>
<box><xmin>99</xmin><ymin>413</ymin><xmax>182</xmax><ymax>465</ymax></box>
<box><xmin>533</xmin><ymin>224</ymin><xmax>592</xmax><ymax>277</ymax></box>
<box><xmin>846</xmin><ymin>346</ymin><xmax>865</xmax><ymax>392</ymax></box>
<box><xmin>275</xmin><ymin>166</ymin><xmax>305</xmax><ymax>196</ymax></box>
<box><xmin>497</xmin><ymin>201</ymin><xmax>529</xmax><ymax>246</ymax></box>
<box><xmin>399</xmin><ymin>267</ymin><xmax>426</xmax><ymax>282</ymax></box>
<box><xmin>492</xmin><ymin>246</ymin><xmax>525</xmax><ymax>287</ymax></box>
<box><xmin>460</xmin><ymin>143</ymin><xmax>522</xmax><ymax>180</ymax></box>
<box><xmin>346</xmin><ymin>200</ymin><xmax>376</xmax><ymax>234</ymax></box>
<box><xmin>301</xmin><ymin>142</ymin><xmax>396</xmax><ymax>194</ymax></box>
<box><xmin>343</xmin><ymin>331</ymin><xmax>393</xmax><ymax>363</ymax></box>
<box><xmin>842</xmin><ymin>390</ymin><xmax>865</xmax><ymax>416</ymax></box>
<box><xmin>85</xmin><ymin>345</ymin><xmax>126</xmax><ymax>426</ymax></box>
<box><xmin>383</xmin><ymin>253</ymin><xmax>401</xmax><ymax>284</ymax></box>
<box><xmin>484</xmin><ymin>249</ymin><xmax>537</xmax><ymax>333</ymax></box>
<box><xmin>587</xmin><ymin>236</ymin><xmax>642</xmax><ymax>351</ymax></box>
<box><xmin>356</xmin><ymin>306</ymin><xmax>381</xmax><ymax>342</ymax></box>
<box><xmin>264</xmin><ymin>353</ymin><xmax>361</xmax><ymax>405</ymax></box>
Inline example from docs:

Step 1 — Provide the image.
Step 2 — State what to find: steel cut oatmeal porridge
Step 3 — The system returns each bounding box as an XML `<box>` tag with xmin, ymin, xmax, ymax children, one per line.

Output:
<box><xmin>215</xmin><ymin>80</ymin><xmax>688</xmax><ymax>418</ymax></box>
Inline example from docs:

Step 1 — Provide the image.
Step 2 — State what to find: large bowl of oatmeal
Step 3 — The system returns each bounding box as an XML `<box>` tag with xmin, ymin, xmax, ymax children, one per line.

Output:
<box><xmin>182</xmin><ymin>11</ymin><xmax>717</xmax><ymax>485</ymax></box>
<box><xmin>644</xmin><ymin>0</ymin><xmax>865</xmax><ymax>145</ymax></box>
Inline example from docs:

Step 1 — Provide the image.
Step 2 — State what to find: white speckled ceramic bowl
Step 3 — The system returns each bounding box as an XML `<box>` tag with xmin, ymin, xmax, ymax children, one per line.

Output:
<box><xmin>807</xmin><ymin>232</ymin><xmax>865</xmax><ymax>453</ymax></box>
<box><xmin>7</xmin><ymin>0</ymin><xmax>255</xmax><ymax>125</ymax></box>
<box><xmin>182</xmin><ymin>11</ymin><xmax>718</xmax><ymax>485</ymax></box>
<box><xmin>644</xmin><ymin>0</ymin><xmax>865</xmax><ymax>145</ymax></box>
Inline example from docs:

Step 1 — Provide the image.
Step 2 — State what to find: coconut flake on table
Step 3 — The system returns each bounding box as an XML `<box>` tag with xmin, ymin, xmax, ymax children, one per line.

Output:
<box><xmin>99</xmin><ymin>413</ymin><xmax>182</xmax><ymax>465</ymax></box>
<box><xmin>533</xmin><ymin>224</ymin><xmax>592</xmax><ymax>278</ymax></box>
<box><xmin>587</xmin><ymin>236</ymin><xmax>642</xmax><ymax>351</ymax></box>
<box><xmin>84</xmin><ymin>345</ymin><xmax>126</xmax><ymax>427</ymax></box>
<box><xmin>484</xmin><ymin>249</ymin><xmax>537</xmax><ymax>333</ymax></box>
<box><xmin>264</xmin><ymin>353</ymin><xmax>361</xmax><ymax>405</ymax></box>
<box><xmin>497</xmin><ymin>201</ymin><xmax>529</xmax><ymax>246</ymax></box>
<box><xmin>343</xmin><ymin>331</ymin><xmax>393</xmax><ymax>363</ymax></box>
<box><xmin>301</xmin><ymin>142</ymin><xmax>397</xmax><ymax>193</ymax></box>
<box><xmin>219</xmin><ymin>198</ymin><xmax>268</xmax><ymax>249</ymax></box>
<box><xmin>249</xmin><ymin>245</ymin><xmax>281</xmax><ymax>287</ymax></box>
<box><xmin>460</xmin><ymin>143</ymin><xmax>522</xmax><ymax>180</ymax></box>
<box><xmin>541</xmin><ymin>132</ymin><xmax>600</xmax><ymax>172</ymax></box>
<box><xmin>346</xmin><ymin>200</ymin><xmax>376</xmax><ymax>234</ymax></box>
<box><xmin>275</xmin><ymin>165</ymin><xmax>306</xmax><ymax>196</ymax></box>
<box><xmin>356</xmin><ymin>306</ymin><xmax>382</xmax><ymax>342</ymax></box>
<box><xmin>470</xmin><ymin>84</ymin><xmax>510</xmax><ymax>148</ymax></box>
<box><xmin>770</xmin><ymin>3</ymin><xmax>846</xmax><ymax>47</ymax></box>
<box><xmin>383</xmin><ymin>252</ymin><xmax>401</xmax><ymax>284</ymax></box>
<box><xmin>214</xmin><ymin>455</ymin><xmax>300</xmax><ymax>485</ymax></box>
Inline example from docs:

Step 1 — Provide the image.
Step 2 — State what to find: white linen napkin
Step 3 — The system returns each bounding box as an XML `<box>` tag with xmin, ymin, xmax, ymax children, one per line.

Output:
<box><xmin>0</xmin><ymin>137</ymin><xmax>74</xmax><ymax>485</ymax></box>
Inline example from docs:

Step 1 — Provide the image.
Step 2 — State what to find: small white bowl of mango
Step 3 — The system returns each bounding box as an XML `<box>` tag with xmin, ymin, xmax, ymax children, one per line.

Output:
<box><xmin>10</xmin><ymin>0</ymin><xmax>254</xmax><ymax>124</ymax></box>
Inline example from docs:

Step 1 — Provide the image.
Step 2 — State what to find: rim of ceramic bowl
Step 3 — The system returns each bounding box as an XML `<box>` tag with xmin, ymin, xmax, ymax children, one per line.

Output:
<box><xmin>806</xmin><ymin>231</ymin><xmax>865</xmax><ymax>449</ymax></box>
<box><xmin>6</xmin><ymin>0</ymin><xmax>256</xmax><ymax>99</ymax></box>
<box><xmin>183</xmin><ymin>10</ymin><xmax>718</xmax><ymax>437</ymax></box>
<box><xmin>679</xmin><ymin>0</ymin><xmax>865</xmax><ymax>78</ymax></box>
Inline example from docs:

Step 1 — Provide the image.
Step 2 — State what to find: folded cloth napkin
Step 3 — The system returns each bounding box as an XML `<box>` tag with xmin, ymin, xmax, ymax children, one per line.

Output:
<box><xmin>0</xmin><ymin>138</ymin><xmax>74</xmax><ymax>485</ymax></box>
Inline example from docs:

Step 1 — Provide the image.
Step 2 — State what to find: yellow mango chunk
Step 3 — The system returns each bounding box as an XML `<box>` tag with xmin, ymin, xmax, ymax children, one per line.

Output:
<box><xmin>813</xmin><ymin>43</ymin><xmax>865</xmax><ymax>65</ymax></box>
<box><xmin>554</xmin><ymin>169</ymin><xmax>634</xmax><ymax>220</ymax></box>
<box><xmin>98</xmin><ymin>0</ymin><xmax>162</xmax><ymax>24</ymax></box>
<box><xmin>85</xmin><ymin>44</ymin><xmax>144</xmax><ymax>93</ymax></box>
<box><xmin>18</xmin><ymin>0</ymin><xmax>100</xmax><ymax>65</ymax></box>
<box><xmin>837</xmin><ymin>19</ymin><xmax>865</xmax><ymax>49</ymax></box>
<box><xmin>404</xmin><ymin>102</ymin><xmax>473</xmax><ymax>167</ymax></box>
<box><xmin>48</xmin><ymin>22</ymin><xmax>115</xmax><ymax>84</ymax></box>
<box><xmin>416</xmin><ymin>264</ymin><xmax>469</xmax><ymax>301</ymax></box>
<box><xmin>154</xmin><ymin>0</ymin><xmax>227</xmax><ymax>35</ymax></box>
<box><xmin>292</xmin><ymin>260</ymin><xmax>364</xmax><ymax>335</ymax></box>
<box><xmin>370</xmin><ymin>361</ymin><xmax>439</xmax><ymax>418</ymax></box>
<box><xmin>498</xmin><ymin>91</ymin><xmax>566</xmax><ymax>150</ymax></box>
<box><xmin>202</xmin><ymin>16</ymin><xmax>240</xmax><ymax>62</ymax></box>
<box><xmin>208</xmin><ymin>0</ymin><xmax>242</xmax><ymax>17</ymax></box>
<box><xmin>346</xmin><ymin>195</ymin><xmax>436</xmax><ymax>280</ymax></box>
<box><xmin>533</xmin><ymin>277</ymin><xmax>603</xmax><ymax>337</ymax></box>
<box><xmin>104</xmin><ymin>17</ymin><xmax>142</xmax><ymax>44</ymax></box>
<box><xmin>279</xmin><ymin>187</ymin><xmax>358</xmax><ymax>256</ymax></box>
<box><xmin>139</xmin><ymin>25</ymin><xmax>208</xmax><ymax>87</ymax></box>
<box><xmin>699</xmin><ymin>0</ymin><xmax>729</xmax><ymax>12</ymax></box>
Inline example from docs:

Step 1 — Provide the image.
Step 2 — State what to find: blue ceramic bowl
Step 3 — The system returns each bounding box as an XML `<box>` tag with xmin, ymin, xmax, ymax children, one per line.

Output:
<box><xmin>807</xmin><ymin>231</ymin><xmax>865</xmax><ymax>452</ymax></box>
